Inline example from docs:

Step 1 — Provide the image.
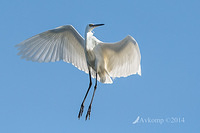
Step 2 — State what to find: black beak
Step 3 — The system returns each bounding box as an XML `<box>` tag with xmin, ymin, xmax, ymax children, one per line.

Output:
<box><xmin>92</xmin><ymin>24</ymin><xmax>105</xmax><ymax>27</ymax></box>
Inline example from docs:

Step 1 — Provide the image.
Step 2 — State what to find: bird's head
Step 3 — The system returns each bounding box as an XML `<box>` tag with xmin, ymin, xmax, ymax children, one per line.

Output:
<box><xmin>86</xmin><ymin>23</ymin><xmax>104</xmax><ymax>33</ymax></box>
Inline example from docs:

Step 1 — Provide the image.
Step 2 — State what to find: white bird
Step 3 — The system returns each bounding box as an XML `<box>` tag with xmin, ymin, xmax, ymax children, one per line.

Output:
<box><xmin>16</xmin><ymin>24</ymin><xmax>141</xmax><ymax>120</ymax></box>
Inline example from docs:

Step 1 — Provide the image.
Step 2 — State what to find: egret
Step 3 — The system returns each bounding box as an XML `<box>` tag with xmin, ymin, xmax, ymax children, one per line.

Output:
<box><xmin>16</xmin><ymin>24</ymin><xmax>141</xmax><ymax>120</ymax></box>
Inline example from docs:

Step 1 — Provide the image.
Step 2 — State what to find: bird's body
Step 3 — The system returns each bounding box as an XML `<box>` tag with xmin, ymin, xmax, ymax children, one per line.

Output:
<box><xmin>85</xmin><ymin>27</ymin><xmax>112</xmax><ymax>83</ymax></box>
<box><xmin>16</xmin><ymin>24</ymin><xmax>141</xmax><ymax>120</ymax></box>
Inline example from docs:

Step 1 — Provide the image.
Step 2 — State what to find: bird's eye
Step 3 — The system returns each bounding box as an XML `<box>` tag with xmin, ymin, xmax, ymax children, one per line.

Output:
<box><xmin>89</xmin><ymin>24</ymin><xmax>94</xmax><ymax>27</ymax></box>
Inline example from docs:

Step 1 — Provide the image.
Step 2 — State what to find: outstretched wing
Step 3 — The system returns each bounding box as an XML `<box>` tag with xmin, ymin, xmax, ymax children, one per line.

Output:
<box><xmin>96</xmin><ymin>35</ymin><xmax>141</xmax><ymax>78</ymax></box>
<box><xmin>16</xmin><ymin>25</ymin><xmax>88</xmax><ymax>73</ymax></box>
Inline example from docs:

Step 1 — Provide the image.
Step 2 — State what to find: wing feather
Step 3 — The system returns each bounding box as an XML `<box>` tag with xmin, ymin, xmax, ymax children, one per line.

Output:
<box><xmin>97</xmin><ymin>35</ymin><xmax>141</xmax><ymax>78</ymax></box>
<box><xmin>16</xmin><ymin>25</ymin><xmax>89</xmax><ymax>73</ymax></box>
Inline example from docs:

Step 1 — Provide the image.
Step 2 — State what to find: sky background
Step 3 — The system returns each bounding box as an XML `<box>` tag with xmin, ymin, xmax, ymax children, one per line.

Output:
<box><xmin>0</xmin><ymin>0</ymin><xmax>200</xmax><ymax>132</ymax></box>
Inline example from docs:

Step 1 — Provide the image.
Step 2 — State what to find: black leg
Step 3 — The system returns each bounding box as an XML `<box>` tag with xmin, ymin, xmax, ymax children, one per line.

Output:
<box><xmin>78</xmin><ymin>69</ymin><xmax>92</xmax><ymax>119</ymax></box>
<box><xmin>86</xmin><ymin>73</ymin><xmax>98</xmax><ymax>120</ymax></box>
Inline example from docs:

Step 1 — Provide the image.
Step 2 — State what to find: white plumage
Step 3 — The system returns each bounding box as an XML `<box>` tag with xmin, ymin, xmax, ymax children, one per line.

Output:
<box><xmin>16</xmin><ymin>24</ymin><xmax>141</xmax><ymax>83</ymax></box>
<box><xmin>16</xmin><ymin>24</ymin><xmax>141</xmax><ymax>120</ymax></box>
<box><xmin>17</xmin><ymin>25</ymin><xmax>88</xmax><ymax>72</ymax></box>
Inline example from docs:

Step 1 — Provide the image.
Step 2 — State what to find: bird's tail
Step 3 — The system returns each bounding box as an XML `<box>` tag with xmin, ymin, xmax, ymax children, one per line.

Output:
<box><xmin>99</xmin><ymin>72</ymin><xmax>113</xmax><ymax>84</ymax></box>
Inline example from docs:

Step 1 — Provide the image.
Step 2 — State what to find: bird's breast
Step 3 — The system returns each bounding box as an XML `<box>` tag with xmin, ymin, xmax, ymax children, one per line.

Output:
<box><xmin>85</xmin><ymin>32</ymin><xmax>99</xmax><ymax>68</ymax></box>
<box><xmin>86</xmin><ymin>50</ymin><xmax>96</xmax><ymax>68</ymax></box>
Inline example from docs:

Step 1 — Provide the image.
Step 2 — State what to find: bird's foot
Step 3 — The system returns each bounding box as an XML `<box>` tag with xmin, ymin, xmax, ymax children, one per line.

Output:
<box><xmin>78</xmin><ymin>103</ymin><xmax>84</xmax><ymax>119</ymax></box>
<box><xmin>85</xmin><ymin>105</ymin><xmax>91</xmax><ymax>120</ymax></box>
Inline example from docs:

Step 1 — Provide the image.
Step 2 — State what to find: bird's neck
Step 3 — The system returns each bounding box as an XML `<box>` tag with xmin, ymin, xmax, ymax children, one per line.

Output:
<box><xmin>85</xmin><ymin>31</ymin><xmax>95</xmax><ymax>51</ymax></box>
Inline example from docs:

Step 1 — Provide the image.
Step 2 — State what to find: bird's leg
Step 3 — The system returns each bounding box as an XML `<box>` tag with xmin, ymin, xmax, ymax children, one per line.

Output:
<box><xmin>78</xmin><ymin>69</ymin><xmax>92</xmax><ymax>119</ymax></box>
<box><xmin>86</xmin><ymin>73</ymin><xmax>98</xmax><ymax>120</ymax></box>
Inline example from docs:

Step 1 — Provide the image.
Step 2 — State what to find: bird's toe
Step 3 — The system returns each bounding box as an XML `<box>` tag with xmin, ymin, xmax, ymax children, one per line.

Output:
<box><xmin>78</xmin><ymin>103</ymin><xmax>84</xmax><ymax>119</ymax></box>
